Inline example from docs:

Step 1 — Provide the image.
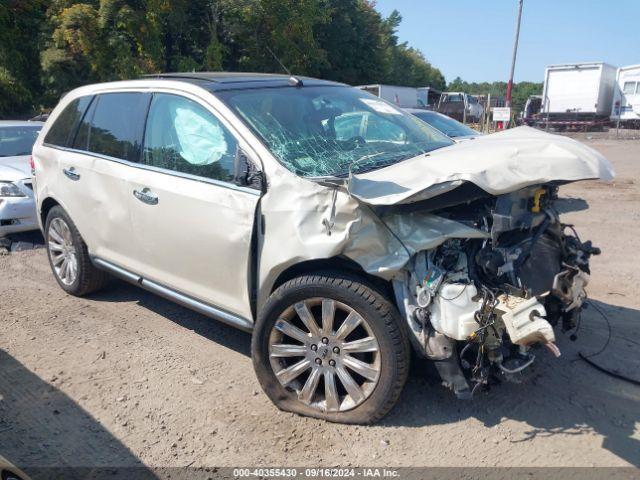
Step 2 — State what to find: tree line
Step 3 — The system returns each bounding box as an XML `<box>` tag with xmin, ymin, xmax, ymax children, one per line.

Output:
<box><xmin>0</xmin><ymin>0</ymin><xmax>541</xmax><ymax>118</ymax></box>
<box><xmin>448</xmin><ymin>77</ymin><xmax>543</xmax><ymax>114</ymax></box>
<box><xmin>0</xmin><ymin>0</ymin><xmax>447</xmax><ymax>116</ymax></box>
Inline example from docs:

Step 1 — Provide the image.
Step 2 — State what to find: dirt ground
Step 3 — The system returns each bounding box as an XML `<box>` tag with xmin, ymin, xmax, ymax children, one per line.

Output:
<box><xmin>1</xmin><ymin>136</ymin><xmax>639</xmax><ymax>470</ymax></box>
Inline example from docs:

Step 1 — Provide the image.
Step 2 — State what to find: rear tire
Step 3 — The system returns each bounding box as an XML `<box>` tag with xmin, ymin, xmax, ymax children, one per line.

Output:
<box><xmin>45</xmin><ymin>206</ymin><xmax>108</xmax><ymax>296</ymax></box>
<box><xmin>252</xmin><ymin>272</ymin><xmax>410</xmax><ymax>424</ymax></box>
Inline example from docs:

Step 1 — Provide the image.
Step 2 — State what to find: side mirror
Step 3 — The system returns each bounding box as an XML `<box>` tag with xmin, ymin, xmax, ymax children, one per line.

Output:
<box><xmin>234</xmin><ymin>148</ymin><xmax>265</xmax><ymax>192</ymax></box>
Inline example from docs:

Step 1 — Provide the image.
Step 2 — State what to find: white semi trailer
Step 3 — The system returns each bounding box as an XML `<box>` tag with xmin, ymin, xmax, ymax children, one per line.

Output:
<box><xmin>611</xmin><ymin>64</ymin><xmax>640</xmax><ymax>127</ymax></box>
<box><xmin>357</xmin><ymin>84</ymin><xmax>419</xmax><ymax>108</ymax></box>
<box><xmin>539</xmin><ymin>62</ymin><xmax>617</xmax><ymax>130</ymax></box>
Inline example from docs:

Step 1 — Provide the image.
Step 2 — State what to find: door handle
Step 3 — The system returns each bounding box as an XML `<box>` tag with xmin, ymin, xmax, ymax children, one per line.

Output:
<box><xmin>63</xmin><ymin>167</ymin><xmax>80</xmax><ymax>181</ymax></box>
<box><xmin>133</xmin><ymin>188</ymin><xmax>158</xmax><ymax>205</ymax></box>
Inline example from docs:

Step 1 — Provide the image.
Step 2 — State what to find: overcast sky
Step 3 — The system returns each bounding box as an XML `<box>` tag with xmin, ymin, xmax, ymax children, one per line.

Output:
<box><xmin>374</xmin><ymin>0</ymin><xmax>640</xmax><ymax>84</ymax></box>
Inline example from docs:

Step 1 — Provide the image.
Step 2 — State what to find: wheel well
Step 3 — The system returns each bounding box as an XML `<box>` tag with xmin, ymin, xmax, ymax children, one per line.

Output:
<box><xmin>270</xmin><ymin>256</ymin><xmax>394</xmax><ymax>300</ymax></box>
<box><xmin>40</xmin><ymin>197</ymin><xmax>60</xmax><ymax>226</ymax></box>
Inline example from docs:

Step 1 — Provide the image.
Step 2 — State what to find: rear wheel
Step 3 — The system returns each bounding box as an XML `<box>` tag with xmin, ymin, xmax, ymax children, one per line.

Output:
<box><xmin>45</xmin><ymin>206</ymin><xmax>107</xmax><ymax>296</ymax></box>
<box><xmin>252</xmin><ymin>272</ymin><xmax>410</xmax><ymax>424</ymax></box>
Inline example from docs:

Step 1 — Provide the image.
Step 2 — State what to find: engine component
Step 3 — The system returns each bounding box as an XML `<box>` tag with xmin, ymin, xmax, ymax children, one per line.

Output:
<box><xmin>433</xmin><ymin>352</ymin><xmax>473</xmax><ymax>400</ymax></box>
<box><xmin>476</xmin><ymin>231</ymin><xmax>563</xmax><ymax>295</ymax></box>
<box><xmin>552</xmin><ymin>266</ymin><xmax>589</xmax><ymax>311</ymax></box>
<box><xmin>430</xmin><ymin>283</ymin><xmax>481</xmax><ymax>340</ymax></box>
<box><xmin>490</xmin><ymin>186</ymin><xmax>552</xmax><ymax>243</ymax></box>
<box><xmin>416</xmin><ymin>287</ymin><xmax>432</xmax><ymax>308</ymax></box>
<box><xmin>393</xmin><ymin>184</ymin><xmax>599</xmax><ymax>400</ymax></box>
<box><xmin>415</xmin><ymin>264</ymin><xmax>445</xmax><ymax>308</ymax></box>
<box><xmin>494</xmin><ymin>294</ymin><xmax>557</xmax><ymax>348</ymax></box>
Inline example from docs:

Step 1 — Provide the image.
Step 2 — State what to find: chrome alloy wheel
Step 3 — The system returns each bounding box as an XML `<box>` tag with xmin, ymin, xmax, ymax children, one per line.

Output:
<box><xmin>47</xmin><ymin>217</ymin><xmax>78</xmax><ymax>286</ymax></box>
<box><xmin>268</xmin><ymin>298</ymin><xmax>381</xmax><ymax>413</ymax></box>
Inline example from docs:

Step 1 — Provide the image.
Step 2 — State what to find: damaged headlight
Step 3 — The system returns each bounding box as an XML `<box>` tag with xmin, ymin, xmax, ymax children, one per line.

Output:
<box><xmin>0</xmin><ymin>181</ymin><xmax>25</xmax><ymax>197</ymax></box>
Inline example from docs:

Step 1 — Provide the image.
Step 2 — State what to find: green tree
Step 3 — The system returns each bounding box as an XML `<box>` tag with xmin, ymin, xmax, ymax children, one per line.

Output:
<box><xmin>2</xmin><ymin>0</ymin><xmax>448</xmax><ymax>116</ymax></box>
<box><xmin>0</xmin><ymin>0</ymin><xmax>48</xmax><ymax>114</ymax></box>
<box><xmin>221</xmin><ymin>0</ymin><xmax>329</xmax><ymax>75</ymax></box>
<box><xmin>446</xmin><ymin>77</ymin><xmax>543</xmax><ymax>113</ymax></box>
<box><xmin>315</xmin><ymin>0</ymin><xmax>386</xmax><ymax>85</ymax></box>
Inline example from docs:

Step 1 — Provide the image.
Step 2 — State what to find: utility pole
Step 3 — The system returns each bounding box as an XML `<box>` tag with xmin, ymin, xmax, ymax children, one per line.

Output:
<box><xmin>505</xmin><ymin>0</ymin><xmax>524</xmax><ymax>108</ymax></box>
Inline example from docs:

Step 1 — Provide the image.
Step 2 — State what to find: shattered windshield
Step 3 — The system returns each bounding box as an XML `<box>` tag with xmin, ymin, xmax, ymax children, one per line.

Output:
<box><xmin>217</xmin><ymin>86</ymin><xmax>453</xmax><ymax>177</ymax></box>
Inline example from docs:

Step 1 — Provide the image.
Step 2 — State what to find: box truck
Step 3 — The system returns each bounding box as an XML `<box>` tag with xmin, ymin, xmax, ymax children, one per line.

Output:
<box><xmin>611</xmin><ymin>64</ymin><xmax>640</xmax><ymax>127</ymax></box>
<box><xmin>357</xmin><ymin>84</ymin><xmax>419</xmax><ymax>108</ymax></box>
<box><xmin>538</xmin><ymin>62</ymin><xmax>617</xmax><ymax>130</ymax></box>
<box><xmin>417</xmin><ymin>87</ymin><xmax>441</xmax><ymax>109</ymax></box>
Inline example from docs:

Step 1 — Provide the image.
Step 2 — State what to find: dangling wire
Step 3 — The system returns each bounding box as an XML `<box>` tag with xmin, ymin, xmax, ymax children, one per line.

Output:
<box><xmin>576</xmin><ymin>299</ymin><xmax>640</xmax><ymax>387</ymax></box>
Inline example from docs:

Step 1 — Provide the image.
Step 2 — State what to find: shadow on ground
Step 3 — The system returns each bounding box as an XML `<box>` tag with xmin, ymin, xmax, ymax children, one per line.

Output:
<box><xmin>555</xmin><ymin>196</ymin><xmax>590</xmax><ymax>214</ymax></box>
<box><xmin>0</xmin><ymin>349</ymin><xmax>158</xmax><ymax>479</ymax></box>
<box><xmin>89</xmin><ymin>280</ymin><xmax>251</xmax><ymax>357</ymax></box>
<box><xmin>0</xmin><ymin>230</ymin><xmax>45</xmax><ymax>253</ymax></box>
<box><xmin>85</xmin><ymin>281</ymin><xmax>640</xmax><ymax>467</ymax></box>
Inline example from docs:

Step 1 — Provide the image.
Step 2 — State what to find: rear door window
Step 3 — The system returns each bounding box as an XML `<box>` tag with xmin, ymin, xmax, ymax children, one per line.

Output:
<box><xmin>44</xmin><ymin>96</ymin><xmax>93</xmax><ymax>147</ymax></box>
<box><xmin>141</xmin><ymin>93</ymin><xmax>237</xmax><ymax>182</ymax></box>
<box><xmin>83</xmin><ymin>93</ymin><xmax>149</xmax><ymax>162</ymax></box>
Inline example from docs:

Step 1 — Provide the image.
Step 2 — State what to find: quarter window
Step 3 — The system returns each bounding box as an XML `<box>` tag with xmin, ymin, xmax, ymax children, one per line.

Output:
<box><xmin>84</xmin><ymin>93</ymin><xmax>148</xmax><ymax>162</ymax></box>
<box><xmin>142</xmin><ymin>94</ymin><xmax>237</xmax><ymax>182</ymax></box>
<box><xmin>71</xmin><ymin>97</ymin><xmax>96</xmax><ymax>151</ymax></box>
<box><xmin>44</xmin><ymin>96</ymin><xmax>93</xmax><ymax>147</ymax></box>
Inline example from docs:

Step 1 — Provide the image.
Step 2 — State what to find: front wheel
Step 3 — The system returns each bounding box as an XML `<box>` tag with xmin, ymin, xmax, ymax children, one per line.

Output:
<box><xmin>252</xmin><ymin>273</ymin><xmax>410</xmax><ymax>424</ymax></box>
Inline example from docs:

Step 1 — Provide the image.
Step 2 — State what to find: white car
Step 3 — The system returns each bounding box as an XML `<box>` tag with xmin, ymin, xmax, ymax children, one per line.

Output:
<box><xmin>0</xmin><ymin>121</ymin><xmax>43</xmax><ymax>237</ymax></box>
<box><xmin>33</xmin><ymin>74</ymin><xmax>612</xmax><ymax>424</ymax></box>
<box><xmin>405</xmin><ymin>108</ymin><xmax>480</xmax><ymax>141</ymax></box>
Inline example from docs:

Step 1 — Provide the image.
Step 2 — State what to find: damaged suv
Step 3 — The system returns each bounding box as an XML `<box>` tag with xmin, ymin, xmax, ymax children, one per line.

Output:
<box><xmin>33</xmin><ymin>73</ymin><xmax>613</xmax><ymax>424</ymax></box>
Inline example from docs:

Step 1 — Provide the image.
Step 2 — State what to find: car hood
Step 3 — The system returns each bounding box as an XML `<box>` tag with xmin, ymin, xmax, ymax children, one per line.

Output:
<box><xmin>452</xmin><ymin>134</ymin><xmax>479</xmax><ymax>143</ymax></box>
<box><xmin>348</xmin><ymin>126</ymin><xmax>614</xmax><ymax>205</ymax></box>
<box><xmin>0</xmin><ymin>155</ymin><xmax>31</xmax><ymax>181</ymax></box>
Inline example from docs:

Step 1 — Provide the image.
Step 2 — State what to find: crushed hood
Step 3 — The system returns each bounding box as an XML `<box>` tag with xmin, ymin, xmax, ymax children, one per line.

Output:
<box><xmin>348</xmin><ymin>126</ymin><xmax>615</xmax><ymax>206</ymax></box>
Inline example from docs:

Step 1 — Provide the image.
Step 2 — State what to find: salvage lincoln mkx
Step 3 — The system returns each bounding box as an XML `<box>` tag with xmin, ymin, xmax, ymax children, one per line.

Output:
<box><xmin>32</xmin><ymin>73</ymin><xmax>614</xmax><ymax>424</ymax></box>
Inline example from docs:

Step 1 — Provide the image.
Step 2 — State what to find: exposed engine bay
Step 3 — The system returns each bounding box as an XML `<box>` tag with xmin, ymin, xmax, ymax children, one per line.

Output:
<box><xmin>392</xmin><ymin>184</ymin><xmax>601</xmax><ymax>398</ymax></box>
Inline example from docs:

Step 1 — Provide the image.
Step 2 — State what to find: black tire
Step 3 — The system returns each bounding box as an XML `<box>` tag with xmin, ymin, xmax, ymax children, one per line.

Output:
<box><xmin>44</xmin><ymin>205</ymin><xmax>108</xmax><ymax>296</ymax></box>
<box><xmin>252</xmin><ymin>272</ymin><xmax>410</xmax><ymax>424</ymax></box>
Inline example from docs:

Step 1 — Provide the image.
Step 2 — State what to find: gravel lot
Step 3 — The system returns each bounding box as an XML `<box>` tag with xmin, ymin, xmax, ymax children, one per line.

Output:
<box><xmin>1</xmin><ymin>137</ymin><xmax>639</xmax><ymax>470</ymax></box>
